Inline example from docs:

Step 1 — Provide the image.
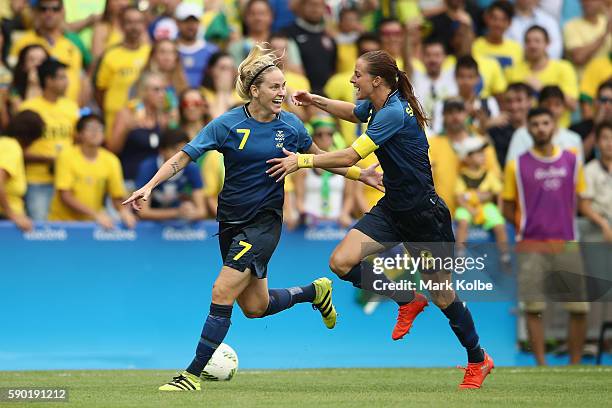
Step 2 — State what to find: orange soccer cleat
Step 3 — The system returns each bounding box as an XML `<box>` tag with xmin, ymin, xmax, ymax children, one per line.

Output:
<box><xmin>458</xmin><ymin>351</ymin><xmax>494</xmax><ymax>389</ymax></box>
<box><xmin>391</xmin><ymin>292</ymin><xmax>428</xmax><ymax>340</ymax></box>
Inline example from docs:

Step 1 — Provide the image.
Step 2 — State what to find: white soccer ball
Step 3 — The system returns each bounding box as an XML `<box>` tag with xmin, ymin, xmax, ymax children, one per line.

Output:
<box><xmin>201</xmin><ymin>343</ymin><xmax>239</xmax><ymax>381</ymax></box>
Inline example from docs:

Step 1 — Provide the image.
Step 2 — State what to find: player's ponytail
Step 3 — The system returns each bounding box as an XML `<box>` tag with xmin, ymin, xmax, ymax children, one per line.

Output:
<box><xmin>360</xmin><ymin>50</ymin><xmax>429</xmax><ymax>129</ymax></box>
<box><xmin>236</xmin><ymin>42</ymin><xmax>280</xmax><ymax>101</ymax></box>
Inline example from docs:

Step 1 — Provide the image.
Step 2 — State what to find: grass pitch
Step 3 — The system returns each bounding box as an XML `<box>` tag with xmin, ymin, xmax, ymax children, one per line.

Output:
<box><xmin>1</xmin><ymin>367</ymin><xmax>610</xmax><ymax>407</ymax></box>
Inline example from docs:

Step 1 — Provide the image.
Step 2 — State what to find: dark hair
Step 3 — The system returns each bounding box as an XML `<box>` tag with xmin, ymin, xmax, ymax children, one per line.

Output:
<box><xmin>5</xmin><ymin>110</ymin><xmax>45</xmax><ymax>147</ymax></box>
<box><xmin>487</xmin><ymin>0</ymin><xmax>514</xmax><ymax>19</ymax></box>
<box><xmin>102</xmin><ymin>0</ymin><xmax>131</xmax><ymax>22</ymax></box>
<box><xmin>595</xmin><ymin>120</ymin><xmax>612</xmax><ymax>141</ymax></box>
<box><xmin>201</xmin><ymin>51</ymin><xmax>233</xmax><ymax>90</ymax></box>
<box><xmin>359</xmin><ymin>50</ymin><xmax>428</xmax><ymax>129</ymax></box>
<box><xmin>506</xmin><ymin>82</ymin><xmax>534</xmax><ymax>97</ymax></box>
<box><xmin>527</xmin><ymin>107</ymin><xmax>553</xmax><ymax>120</ymax></box>
<box><xmin>422</xmin><ymin>37</ymin><xmax>446</xmax><ymax>52</ymax></box>
<box><xmin>455</xmin><ymin>55</ymin><xmax>479</xmax><ymax>75</ymax></box>
<box><xmin>242</xmin><ymin>0</ymin><xmax>273</xmax><ymax>37</ymax></box>
<box><xmin>76</xmin><ymin>114</ymin><xmax>104</xmax><ymax>132</ymax></box>
<box><xmin>178</xmin><ymin>88</ymin><xmax>211</xmax><ymax>125</ymax></box>
<box><xmin>119</xmin><ymin>5</ymin><xmax>142</xmax><ymax>24</ymax></box>
<box><xmin>36</xmin><ymin>0</ymin><xmax>63</xmax><ymax>9</ymax></box>
<box><xmin>159</xmin><ymin>128</ymin><xmax>190</xmax><ymax>150</ymax></box>
<box><xmin>538</xmin><ymin>85</ymin><xmax>564</xmax><ymax>104</ymax></box>
<box><xmin>597</xmin><ymin>80</ymin><xmax>612</xmax><ymax>98</ymax></box>
<box><xmin>37</xmin><ymin>58</ymin><xmax>68</xmax><ymax>89</ymax></box>
<box><xmin>356</xmin><ymin>32</ymin><xmax>380</xmax><ymax>55</ymax></box>
<box><xmin>339</xmin><ymin>6</ymin><xmax>359</xmax><ymax>20</ymax></box>
<box><xmin>11</xmin><ymin>44</ymin><xmax>50</xmax><ymax>99</ymax></box>
<box><xmin>378</xmin><ymin>17</ymin><xmax>401</xmax><ymax>30</ymax></box>
<box><xmin>525</xmin><ymin>25</ymin><xmax>549</xmax><ymax>43</ymax></box>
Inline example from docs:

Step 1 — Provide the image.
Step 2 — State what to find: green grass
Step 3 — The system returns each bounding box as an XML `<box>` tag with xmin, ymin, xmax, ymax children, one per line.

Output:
<box><xmin>1</xmin><ymin>367</ymin><xmax>610</xmax><ymax>408</ymax></box>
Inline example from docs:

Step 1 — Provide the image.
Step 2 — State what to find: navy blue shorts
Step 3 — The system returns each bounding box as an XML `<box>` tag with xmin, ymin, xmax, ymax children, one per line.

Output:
<box><xmin>218</xmin><ymin>210</ymin><xmax>282</xmax><ymax>279</ymax></box>
<box><xmin>354</xmin><ymin>198</ymin><xmax>455</xmax><ymax>272</ymax></box>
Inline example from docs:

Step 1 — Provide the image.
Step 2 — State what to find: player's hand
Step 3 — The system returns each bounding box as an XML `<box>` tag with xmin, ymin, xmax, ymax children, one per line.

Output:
<box><xmin>95</xmin><ymin>212</ymin><xmax>115</xmax><ymax>230</ymax></box>
<box><xmin>291</xmin><ymin>90</ymin><xmax>314</xmax><ymax>106</ymax></box>
<box><xmin>359</xmin><ymin>162</ymin><xmax>385</xmax><ymax>192</ymax></box>
<box><xmin>266</xmin><ymin>148</ymin><xmax>298</xmax><ymax>181</ymax></box>
<box><xmin>602</xmin><ymin>224</ymin><xmax>612</xmax><ymax>243</ymax></box>
<box><xmin>122</xmin><ymin>186</ymin><xmax>152</xmax><ymax>211</ymax></box>
<box><xmin>11</xmin><ymin>213</ymin><xmax>33</xmax><ymax>232</ymax></box>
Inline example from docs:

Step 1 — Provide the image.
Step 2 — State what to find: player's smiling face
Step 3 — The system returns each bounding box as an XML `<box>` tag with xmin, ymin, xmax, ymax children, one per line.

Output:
<box><xmin>351</xmin><ymin>58</ymin><xmax>374</xmax><ymax>100</ymax></box>
<box><xmin>253</xmin><ymin>68</ymin><xmax>286</xmax><ymax>115</ymax></box>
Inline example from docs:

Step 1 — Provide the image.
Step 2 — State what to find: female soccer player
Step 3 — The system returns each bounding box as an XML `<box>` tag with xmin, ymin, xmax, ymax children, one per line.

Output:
<box><xmin>267</xmin><ymin>50</ymin><xmax>494</xmax><ymax>389</ymax></box>
<box><xmin>123</xmin><ymin>44</ymin><xmax>383</xmax><ymax>392</ymax></box>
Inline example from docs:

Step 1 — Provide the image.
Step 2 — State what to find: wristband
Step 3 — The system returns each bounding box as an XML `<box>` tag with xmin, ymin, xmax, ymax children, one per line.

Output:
<box><xmin>346</xmin><ymin>166</ymin><xmax>361</xmax><ymax>180</ymax></box>
<box><xmin>297</xmin><ymin>154</ymin><xmax>314</xmax><ymax>168</ymax></box>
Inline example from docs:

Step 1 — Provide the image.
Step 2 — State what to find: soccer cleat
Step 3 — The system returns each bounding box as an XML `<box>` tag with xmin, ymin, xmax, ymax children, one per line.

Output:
<box><xmin>312</xmin><ymin>277</ymin><xmax>337</xmax><ymax>329</ymax></box>
<box><xmin>458</xmin><ymin>351</ymin><xmax>494</xmax><ymax>389</ymax></box>
<box><xmin>392</xmin><ymin>292</ymin><xmax>428</xmax><ymax>340</ymax></box>
<box><xmin>158</xmin><ymin>371</ymin><xmax>201</xmax><ymax>391</ymax></box>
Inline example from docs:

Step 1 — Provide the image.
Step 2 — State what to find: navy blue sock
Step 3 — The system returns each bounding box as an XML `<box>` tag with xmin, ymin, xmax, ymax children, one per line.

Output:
<box><xmin>441</xmin><ymin>298</ymin><xmax>484</xmax><ymax>363</ymax></box>
<box><xmin>186</xmin><ymin>303</ymin><xmax>232</xmax><ymax>377</ymax></box>
<box><xmin>261</xmin><ymin>285</ymin><xmax>315</xmax><ymax>317</ymax></box>
<box><xmin>340</xmin><ymin>263</ymin><xmax>413</xmax><ymax>305</ymax></box>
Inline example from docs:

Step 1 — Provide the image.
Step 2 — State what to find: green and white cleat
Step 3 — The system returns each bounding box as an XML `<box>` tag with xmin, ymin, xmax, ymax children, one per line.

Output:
<box><xmin>158</xmin><ymin>371</ymin><xmax>201</xmax><ymax>391</ymax></box>
<box><xmin>312</xmin><ymin>277</ymin><xmax>337</xmax><ymax>329</ymax></box>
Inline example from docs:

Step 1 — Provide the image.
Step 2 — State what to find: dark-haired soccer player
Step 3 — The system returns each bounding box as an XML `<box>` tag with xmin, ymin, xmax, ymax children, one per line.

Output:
<box><xmin>124</xmin><ymin>44</ymin><xmax>383</xmax><ymax>392</ymax></box>
<box><xmin>268</xmin><ymin>50</ymin><xmax>493</xmax><ymax>389</ymax></box>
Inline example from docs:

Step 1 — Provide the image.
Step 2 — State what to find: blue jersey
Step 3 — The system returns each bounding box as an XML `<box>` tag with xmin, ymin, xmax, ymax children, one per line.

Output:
<box><xmin>183</xmin><ymin>105</ymin><xmax>313</xmax><ymax>223</ymax></box>
<box><xmin>352</xmin><ymin>90</ymin><xmax>438</xmax><ymax>213</ymax></box>
<box><xmin>136</xmin><ymin>156</ymin><xmax>203</xmax><ymax>209</ymax></box>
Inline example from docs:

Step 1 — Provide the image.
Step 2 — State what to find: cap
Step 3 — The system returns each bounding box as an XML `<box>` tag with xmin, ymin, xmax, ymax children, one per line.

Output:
<box><xmin>175</xmin><ymin>3</ymin><xmax>203</xmax><ymax>20</ymax></box>
<box><xmin>442</xmin><ymin>97</ymin><xmax>465</xmax><ymax>114</ymax></box>
<box><xmin>455</xmin><ymin>137</ymin><xmax>488</xmax><ymax>160</ymax></box>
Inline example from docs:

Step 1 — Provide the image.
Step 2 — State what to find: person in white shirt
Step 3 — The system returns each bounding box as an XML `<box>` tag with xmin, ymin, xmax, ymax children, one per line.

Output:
<box><xmin>506</xmin><ymin>0</ymin><xmax>563</xmax><ymax>59</ymax></box>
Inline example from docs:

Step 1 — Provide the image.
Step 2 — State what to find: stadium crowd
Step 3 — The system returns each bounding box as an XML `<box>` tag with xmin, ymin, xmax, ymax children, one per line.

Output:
<box><xmin>0</xmin><ymin>0</ymin><xmax>610</xmax><ymax>363</ymax></box>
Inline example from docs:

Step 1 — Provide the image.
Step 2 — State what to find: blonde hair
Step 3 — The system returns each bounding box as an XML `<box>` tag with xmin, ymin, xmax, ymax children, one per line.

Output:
<box><xmin>236</xmin><ymin>42</ymin><xmax>280</xmax><ymax>101</ymax></box>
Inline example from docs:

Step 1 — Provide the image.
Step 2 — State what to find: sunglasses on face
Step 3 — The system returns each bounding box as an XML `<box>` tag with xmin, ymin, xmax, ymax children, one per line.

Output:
<box><xmin>38</xmin><ymin>5</ymin><xmax>62</xmax><ymax>12</ymax></box>
<box><xmin>181</xmin><ymin>99</ymin><xmax>204</xmax><ymax>108</ymax></box>
<box><xmin>598</xmin><ymin>97</ymin><xmax>612</xmax><ymax>104</ymax></box>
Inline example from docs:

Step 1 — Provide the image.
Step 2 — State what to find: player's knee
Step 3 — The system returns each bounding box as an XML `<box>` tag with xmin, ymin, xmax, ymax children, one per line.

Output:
<box><xmin>430</xmin><ymin>291</ymin><xmax>455</xmax><ymax>309</ymax></box>
<box><xmin>211</xmin><ymin>283</ymin><xmax>233</xmax><ymax>304</ymax></box>
<box><xmin>329</xmin><ymin>251</ymin><xmax>353</xmax><ymax>277</ymax></box>
<box><xmin>241</xmin><ymin>305</ymin><xmax>267</xmax><ymax>319</ymax></box>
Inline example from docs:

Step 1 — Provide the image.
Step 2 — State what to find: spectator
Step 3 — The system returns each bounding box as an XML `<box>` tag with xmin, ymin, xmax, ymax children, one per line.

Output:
<box><xmin>324</xmin><ymin>32</ymin><xmax>380</xmax><ymax>145</ymax></box>
<box><xmin>472</xmin><ymin>1</ymin><xmax>522</xmax><ymax>69</ymax></box>
<box><xmin>200</xmin><ymin>52</ymin><xmax>241</xmax><ymax>119</ymax></box>
<box><xmin>139</xmin><ymin>38</ymin><xmax>188</xmax><ymax>119</ymax></box>
<box><xmin>377</xmin><ymin>18</ymin><xmax>405</xmax><ymax>67</ymax></box>
<box><xmin>563</xmin><ymin>0</ymin><xmax>611</xmax><ymax>74</ymax></box>
<box><xmin>9</xmin><ymin>0</ymin><xmax>86</xmax><ymax>104</ymax></box>
<box><xmin>229</xmin><ymin>0</ymin><xmax>302</xmax><ymax>75</ymax></box>
<box><xmin>0</xmin><ymin>110</ymin><xmax>45</xmax><ymax>231</ymax></box>
<box><xmin>1</xmin><ymin>0</ymin><xmax>29</xmax><ymax>60</ymax></box>
<box><xmin>571</xmin><ymin>80</ymin><xmax>612</xmax><ymax>162</ymax></box>
<box><xmin>19</xmin><ymin>58</ymin><xmax>79</xmax><ymax>221</ymax></box>
<box><xmin>506</xmin><ymin>0</ymin><xmax>563</xmax><ymax>59</ymax></box>
<box><xmin>334</xmin><ymin>6</ymin><xmax>364</xmax><ymax>73</ymax></box>
<box><xmin>505</xmin><ymin>26</ymin><xmax>578</xmax><ymax>118</ymax></box>
<box><xmin>179</xmin><ymin>88</ymin><xmax>210</xmax><ymax>141</ymax></box>
<box><xmin>0</xmin><ymin>29</ymin><xmax>9</xmax><ymax>129</ymax></box>
<box><xmin>95</xmin><ymin>6</ymin><xmax>150</xmax><ymax>141</ymax></box>
<box><xmin>9</xmin><ymin>44</ymin><xmax>48</xmax><ymax>114</ymax></box>
<box><xmin>109</xmin><ymin>71</ymin><xmax>170</xmax><ymax>187</ymax></box>
<box><xmin>428</xmin><ymin>98</ymin><xmax>501</xmax><ymax>214</ymax></box>
<box><xmin>580</xmin><ymin>120</ymin><xmax>612</xmax><ymax>242</ymax></box>
<box><xmin>488</xmin><ymin>82</ymin><xmax>533</xmax><ymax>168</ymax></box>
<box><xmin>579</xmin><ymin>54</ymin><xmax>612</xmax><ymax>117</ymax></box>
<box><xmin>148</xmin><ymin>0</ymin><xmax>181</xmax><ymax>41</ymax></box>
<box><xmin>48</xmin><ymin>114</ymin><xmax>135</xmax><ymax>229</ymax></box>
<box><xmin>91</xmin><ymin>0</ymin><xmax>135</xmax><ymax>63</ymax></box>
<box><xmin>135</xmin><ymin>128</ymin><xmax>206</xmax><ymax>221</ymax></box>
<box><xmin>431</xmin><ymin>56</ymin><xmax>501</xmax><ymax>135</ymax></box>
<box><xmin>453</xmin><ymin>137</ymin><xmax>508</xmax><ymax>260</ymax></box>
<box><xmin>175</xmin><ymin>2</ymin><xmax>218</xmax><ymax>89</ymax></box>
<box><xmin>506</xmin><ymin>86</ymin><xmax>583</xmax><ymax>164</ymax></box>
<box><xmin>502</xmin><ymin>107</ymin><xmax>589</xmax><ymax>365</ymax></box>
<box><xmin>269</xmin><ymin>32</ymin><xmax>311</xmax><ymax>122</ymax></box>
<box><xmin>283</xmin><ymin>0</ymin><xmax>337</xmax><ymax>94</ymax></box>
<box><xmin>294</xmin><ymin>117</ymin><xmax>354</xmax><ymax>227</ymax></box>
<box><xmin>412</xmin><ymin>38</ymin><xmax>457</xmax><ymax>128</ymax></box>
<box><xmin>426</xmin><ymin>0</ymin><xmax>475</xmax><ymax>56</ymax></box>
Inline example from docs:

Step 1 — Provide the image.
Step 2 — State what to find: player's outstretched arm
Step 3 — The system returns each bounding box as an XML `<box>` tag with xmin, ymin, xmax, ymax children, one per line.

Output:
<box><xmin>292</xmin><ymin>91</ymin><xmax>360</xmax><ymax>124</ymax></box>
<box><xmin>122</xmin><ymin>151</ymin><xmax>192</xmax><ymax>211</ymax></box>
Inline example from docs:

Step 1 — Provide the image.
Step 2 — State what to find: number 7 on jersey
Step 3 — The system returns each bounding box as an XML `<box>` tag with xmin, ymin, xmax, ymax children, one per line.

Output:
<box><xmin>237</xmin><ymin>128</ymin><xmax>251</xmax><ymax>149</ymax></box>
